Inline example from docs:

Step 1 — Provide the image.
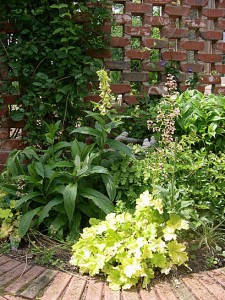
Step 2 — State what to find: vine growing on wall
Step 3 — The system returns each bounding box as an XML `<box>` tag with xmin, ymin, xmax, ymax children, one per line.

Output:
<box><xmin>0</xmin><ymin>0</ymin><xmax>110</xmax><ymax>144</ymax></box>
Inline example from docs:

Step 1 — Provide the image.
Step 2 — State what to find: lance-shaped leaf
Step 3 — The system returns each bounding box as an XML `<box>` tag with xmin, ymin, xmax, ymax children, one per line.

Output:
<box><xmin>63</xmin><ymin>183</ymin><xmax>78</xmax><ymax>223</ymax></box>
<box><xmin>18</xmin><ymin>207</ymin><xmax>41</xmax><ymax>237</ymax></box>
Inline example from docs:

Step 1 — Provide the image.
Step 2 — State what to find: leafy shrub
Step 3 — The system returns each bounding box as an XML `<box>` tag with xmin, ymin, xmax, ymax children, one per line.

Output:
<box><xmin>176</xmin><ymin>90</ymin><xmax>225</xmax><ymax>151</ymax></box>
<box><xmin>70</xmin><ymin>190</ymin><xmax>189</xmax><ymax>290</ymax></box>
<box><xmin>0</xmin><ymin>192</ymin><xmax>20</xmax><ymax>241</ymax></box>
<box><xmin>0</xmin><ymin>1</ymin><xmax>110</xmax><ymax>144</ymax></box>
<box><xmin>111</xmin><ymin>137</ymin><xmax>225</xmax><ymax>228</ymax></box>
<box><xmin>1</xmin><ymin>122</ymin><xmax>115</xmax><ymax>241</ymax></box>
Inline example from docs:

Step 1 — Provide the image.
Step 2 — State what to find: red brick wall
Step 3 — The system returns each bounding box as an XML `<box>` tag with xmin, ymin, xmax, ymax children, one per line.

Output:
<box><xmin>1</xmin><ymin>0</ymin><xmax>225</xmax><ymax>168</ymax></box>
<box><xmin>86</xmin><ymin>0</ymin><xmax>225</xmax><ymax>104</ymax></box>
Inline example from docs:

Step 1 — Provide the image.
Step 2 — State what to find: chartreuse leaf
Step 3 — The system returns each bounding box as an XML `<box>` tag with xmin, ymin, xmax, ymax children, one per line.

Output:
<box><xmin>70</xmin><ymin>191</ymin><xmax>188</xmax><ymax>290</ymax></box>
<box><xmin>63</xmin><ymin>183</ymin><xmax>78</xmax><ymax>223</ymax></box>
<box><xmin>167</xmin><ymin>240</ymin><xmax>188</xmax><ymax>265</ymax></box>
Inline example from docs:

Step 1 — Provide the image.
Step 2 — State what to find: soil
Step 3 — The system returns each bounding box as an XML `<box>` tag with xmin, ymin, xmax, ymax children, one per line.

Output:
<box><xmin>1</xmin><ymin>233</ymin><xmax>225</xmax><ymax>283</ymax></box>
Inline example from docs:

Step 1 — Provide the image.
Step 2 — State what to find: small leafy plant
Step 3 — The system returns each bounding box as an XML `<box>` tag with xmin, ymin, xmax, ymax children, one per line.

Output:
<box><xmin>1</xmin><ymin>122</ymin><xmax>115</xmax><ymax>241</ymax></box>
<box><xmin>70</xmin><ymin>190</ymin><xmax>189</xmax><ymax>290</ymax></box>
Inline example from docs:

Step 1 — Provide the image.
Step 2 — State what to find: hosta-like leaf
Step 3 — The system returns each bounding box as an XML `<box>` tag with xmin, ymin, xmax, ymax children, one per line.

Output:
<box><xmin>79</xmin><ymin>188</ymin><xmax>114</xmax><ymax>214</ymax></box>
<box><xmin>63</xmin><ymin>183</ymin><xmax>78</xmax><ymax>223</ymax></box>
<box><xmin>38</xmin><ymin>197</ymin><xmax>63</xmax><ymax>225</ymax></box>
<box><xmin>18</xmin><ymin>207</ymin><xmax>41</xmax><ymax>237</ymax></box>
<box><xmin>15</xmin><ymin>192</ymin><xmax>42</xmax><ymax>208</ymax></box>
<box><xmin>106</xmin><ymin>139</ymin><xmax>134</xmax><ymax>157</ymax></box>
<box><xmin>72</xmin><ymin>127</ymin><xmax>102</xmax><ymax>138</ymax></box>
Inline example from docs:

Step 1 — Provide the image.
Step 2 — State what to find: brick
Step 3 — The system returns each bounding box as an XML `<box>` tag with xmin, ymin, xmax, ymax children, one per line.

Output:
<box><xmin>0</xmin><ymin>22</ymin><xmax>16</xmax><ymax>33</ymax></box>
<box><xmin>143</xmin><ymin>61</ymin><xmax>164</xmax><ymax>72</ymax></box>
<box><xmin>143</xmin><ymin>16</ymin><xmax>171</xmax><ymax>27</ymax></box>
<box><xmin>113</xmin><ymin>14</ymin><xmax>131</xmax><ymax>25</ymax></box>
<box><xmin>101</xmin><ymin>24</ymin><xmax>111</xmax><ymax>33</ymax></box>
<box><xmin>194</xmin><ymin>272</ymin><xmax>225</xmax><ymax>300</ymax></box>
<box><xmin>179</xmin><ymin>41</ymin><xmax>204</xmax><ymax>51</ymax></box>
<box><xmin>139</xmin><ymin>288</ymin><xmax>158</xmax><ymax>300</ymax></box>
<box><xmin>215</xmin><ymin>64</ymin><xmax>225</xmax><ymax>74</ymax></box>
<box><xmin>180</xmin><ymin>62</ymin><xmax>204</xmax><ymax>73</ymax></box>
<box><xmin>144</xmin><ymin>84</ymin><xmax>167</xmax><ymax>95</ymax></box>
<box><xmin>61</xmin><ymin>276</ymin><xmax>87</xmax><ymax>300</ymax></box>
<box><xmin>199</xmin><ymin>31</ymin><xmax>222</xmax><ymax>40</ymax></box>
<box><xmin>110</xmin><ymin>37</ymin><xmax>129</xmax><ymax>48</ymax></box>
<box><xmin>0</xmin><ymin>259</ymin><xmax>21</xmax><ymax>275</ymax></box>
<box><xmin>1</xmin><ymin>119</ymin><xmax>25</xmax><ymax>128</ymax></box>
<box><xmin>125</xmin><ymin>3</ymin><xmax>151</xmax><ymax>14</ymax></box>
<box><xmin>2</xmin><ymin>95</ymin><xmax>19</xmax><ymax>104</ymax></box>
<box><xmin>182</xmin><ymin>275</ymin><xmax>215</xmax><ymax>300</ymax></box>
<box><xmin>126</xmin><ymin>49</ymin><xmax>149</xmax><ymax>59</ymax></box>
<box><xmin>215</xmin><ymin>85</ymin><xmax>225</xmax><ymax>94</ymax></box>
<box><xmin>202</xmin><ymin>8</ymin><xmax>225</xmax><ymax>19</ymax></box>
<box><xmin>162</xmin><ymin>51</ymin><xmax>186</xmax><ymax>61</ymax></box>
<box><xmin>87</xmin><ymin>49</ymin><xmax>111</xmax><ymax>59</ymax></box>
<box><xmin>5</xmin><ymin>265</ymin><xmax>45</xmax><ymax>294</ymax></box>
<box><xmin>142</xmin><ymin>38</ymin><xmax>167</xmax><ymax>49</ymax></box>
<box><xmin>182</xmin><ymin>0</ymin><xmax>208</xmax><ymax>6</ymax></box>
<box><xmin>0</xmin><ymin>255</ymin><xmax>11</xmax><ymax>265</ymax></box>
<box><xmin>106</xmin><ymin>61</ymin><xmax>130</xmax><ymax>70</ymax></box>
<box><xmin>124</xmin><ymin>95</ymin><xmax>138</xmax><ymax>105</ymax></box>
<box><xmin>20</xmin><ymin>269</ymin><xmax>58</xmax><ymax>299</ymax></box>
<box><xmin>215</xmin><ymin>42</ymin><xmax>225</xmax><ymax>51</ymax></box>
<box><xmin>156</xmin><ymin>282</ymin><xmax>178</xmax><ymax>300</ymax></box>
<box><xmin>0</xmin><ymin>263</ymin><xmax>32</xmax><ymax>287</ymax></box>
<box><xmin>197</xmin><ymin>53</ymin><xmax>222</xmax><ymax>63</ymax></box>
<box><xmin>122</xmin><ymin>288</ymin><xmax>139</xmax><ymax>300</ymax></box>
<box><xmin>41</xmin><ymin>272</ymin><xmax>72</xmax><ymax>300</ymax></box>
<box><xmin>161</xmin><ymin>28</ymin><xmax>188</xmax><ymax>39</ymax></box>
<box><xmin>184</xmin><ymin>19</ymin><xmax>207</xmax><ymax>29</ymax></box>
<box><xmin>149</xmin><ymin>0</ymin><xmax>173</xmax><ymax>4</ymax></box>
<box><xmin>164</xmin><ymin>6</ymin><xmax>190</xmax><ymax>17</ymax></box>
<box><xmin>0</xmin><ymin>105</ymin><xmax>8</xmax><ymax>117</ymax></box>
<box><xmin>219</xmin><ymin>0</ymin><xmax>225</xmax><ymax>8</ymax></box>
<box><xmin>4</xmin><ymin>296</ymin><xmax>25</xmax><ymax>300</ymax></box>
<box><xmin>170</xmin><ymin>278</ymin><xmax>196</xmax><ymax>300</ymax></box>
<box><xmin>122</xmin><ymin>72</ymin><xmax>148</xmax><ymax>82</ymax></box>
<box><xmin>200</xmin><ymin>75</ymin><xmax>221</xmax><ymax>84</ymax></box>
<box><xmin>217</xmin><ymin>20</ymin><xmax>225</xmax><ymax>30</ymax></box>
<box><xmin>0</xmin><ymin>139</ymin><xmax>25</xmax><ymax>151</ymax></box>
<box><xmin>110</xmin><ymin>84</ymin><xmax>130</xmax><ymax>93</ymax></box>
<box><xmin>0</xmin><ymin>164</ymin><xmax>5</xmax><ymax>172</ymax></box>
<box><xmin>84</xmin><ymin>95</ymin><xmax>101</xmax><ymax>103</ymax></box>
<box><xmin>125</xmin><ymin>26</ymin><xmax>150</xmax><ymax>37</ymax></box>
<box><xmin>209</xmin><ymin>269</ymin><xmax>225</xmax><ymax>288</ymax></box>
<box><xmin>104</xmin><ymin>284</ymin><xmax>120</xmax><ymax>300</ymax></box>
<box><xmin>0</xmin><ymin>151</ymin><xmax>9</xmax><ymax>164</ymax></box>
<box><xmin>85</xmin><ymin>279</ymin><xmax>104</xmax><ymax>300</ymax></box>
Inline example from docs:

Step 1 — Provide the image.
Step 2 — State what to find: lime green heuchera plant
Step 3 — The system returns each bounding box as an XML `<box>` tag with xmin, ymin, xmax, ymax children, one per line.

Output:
<box><xmin>70</xmin><ymin>190</ymin><xmax>189</xmax><ymax>290</ymax></box>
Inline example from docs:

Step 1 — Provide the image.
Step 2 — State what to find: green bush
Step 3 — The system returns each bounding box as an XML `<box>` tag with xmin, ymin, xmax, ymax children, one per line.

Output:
<box><xmin>70</xmin><ymin>190</ymin><xmax>188</xmax><ymax>290</ymax></box>
<box><xmin>176</xmin><ymin>90</ymin><xmax>225</xmax><ymax>151</ymax></box>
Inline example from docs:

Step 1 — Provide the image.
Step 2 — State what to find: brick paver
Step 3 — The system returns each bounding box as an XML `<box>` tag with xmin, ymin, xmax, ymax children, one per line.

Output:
<box><xmin>0</xmin><ymin>255</ymin><xmax>225</xmax><ymax>300</ymax></box>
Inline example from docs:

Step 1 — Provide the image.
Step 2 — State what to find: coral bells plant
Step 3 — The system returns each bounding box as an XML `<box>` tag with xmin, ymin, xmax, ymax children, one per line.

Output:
<box><xmin>70</xmin><ymin>190</ymin><xmax>189</xmax><ymax>290</ymax></box>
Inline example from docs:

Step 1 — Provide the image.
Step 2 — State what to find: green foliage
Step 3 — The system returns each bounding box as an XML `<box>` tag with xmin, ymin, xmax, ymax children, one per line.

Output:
<box><xmin>111</xmin><ymin>137</ymin><xmax>225</xmax><ymax>228</ymax></box>
<box><xmin>176</xmin><ymin>90</ymin><xmax>225</xmax><ymax>151</ymax></box>
<box><xmin>0</xmin><ymin>1</ymin><xmax>110</xmax><ymax>145</ymax></box>
<box><xmin>1</xmin><ymin>122</ymin><xmax>115</xmax><ymax>241</ymax></box>
<box><xmin>70</xmin><ymin>190</ymin><xmax>188</xmax><ymax>290</ymax></box>
<box><xmin>0</xmin><ymin>192</ymin><xmax>20</xmax><ymax>241</ymax></box>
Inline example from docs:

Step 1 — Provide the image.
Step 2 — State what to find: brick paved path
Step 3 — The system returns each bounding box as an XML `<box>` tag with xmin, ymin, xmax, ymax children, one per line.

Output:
<box><xmin>0</xmin><ymin>254</ymin><xmax>225</xmax><ymax>299</ymax></box>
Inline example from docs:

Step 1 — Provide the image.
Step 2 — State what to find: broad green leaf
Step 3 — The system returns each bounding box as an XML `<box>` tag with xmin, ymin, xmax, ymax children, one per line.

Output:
<box><xmin>71</xmin><ymin>140</ymin><xmax>81</xmax><ymax>158</ymax></box>
<box><xmin>1</xmin><ymin>184</ymin><xmax>18</xmax><ymax>196</ymax></box>
<box><xmin>106</xmin><ymin>139</ymin><xmax>134</xmax><ymax>157</ymax></box>
<box><xmin>85</xmin><ymin>111</ymin><xmax>105</xmax><ymax>125</ymax></box>
<box><xmin>38</xmin><ymin>198</ymin><xmax>63</xmax><ymax>225</ymax></box>
<box><xmin>34</xmin><ymin>162</ymin><xmax>45</xmax><ymax>178</ymax></box>
<box><xmin>53</xmin><ymin>141</ymin><xmax>70</xmax><ymax>152</ymax></box>
<box><xmin>15</xmin><ymin>192</ymin><xmax>42</xmax><ymax>208</ymax></box>
<box><xmin>18</xmin><ymin>207</ymin><xmax>41</xmax><ymax>237</ymax></box>
<box><xmin>72</xmin><ymin>127</ymin><xmax>102</xmax><ymax>138</ymax></box>
<box><xmin>167</xmin><ymin>240</ymin><xmax>188</xmax><ymax>265</ymax></box>
<box><xmin>79</xmin><ymin>188</ymin><xmax>114</xmax><ymax>214</ymax></box>
<box><xmin>101</xmin><ymin>174</ymin><xmax>116</xmax><ymax>201</ymax></box>
<box><xmin>63</xmin><ymin>183</ymin><xmax>78</xmax><ymax>223</ymax></box>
